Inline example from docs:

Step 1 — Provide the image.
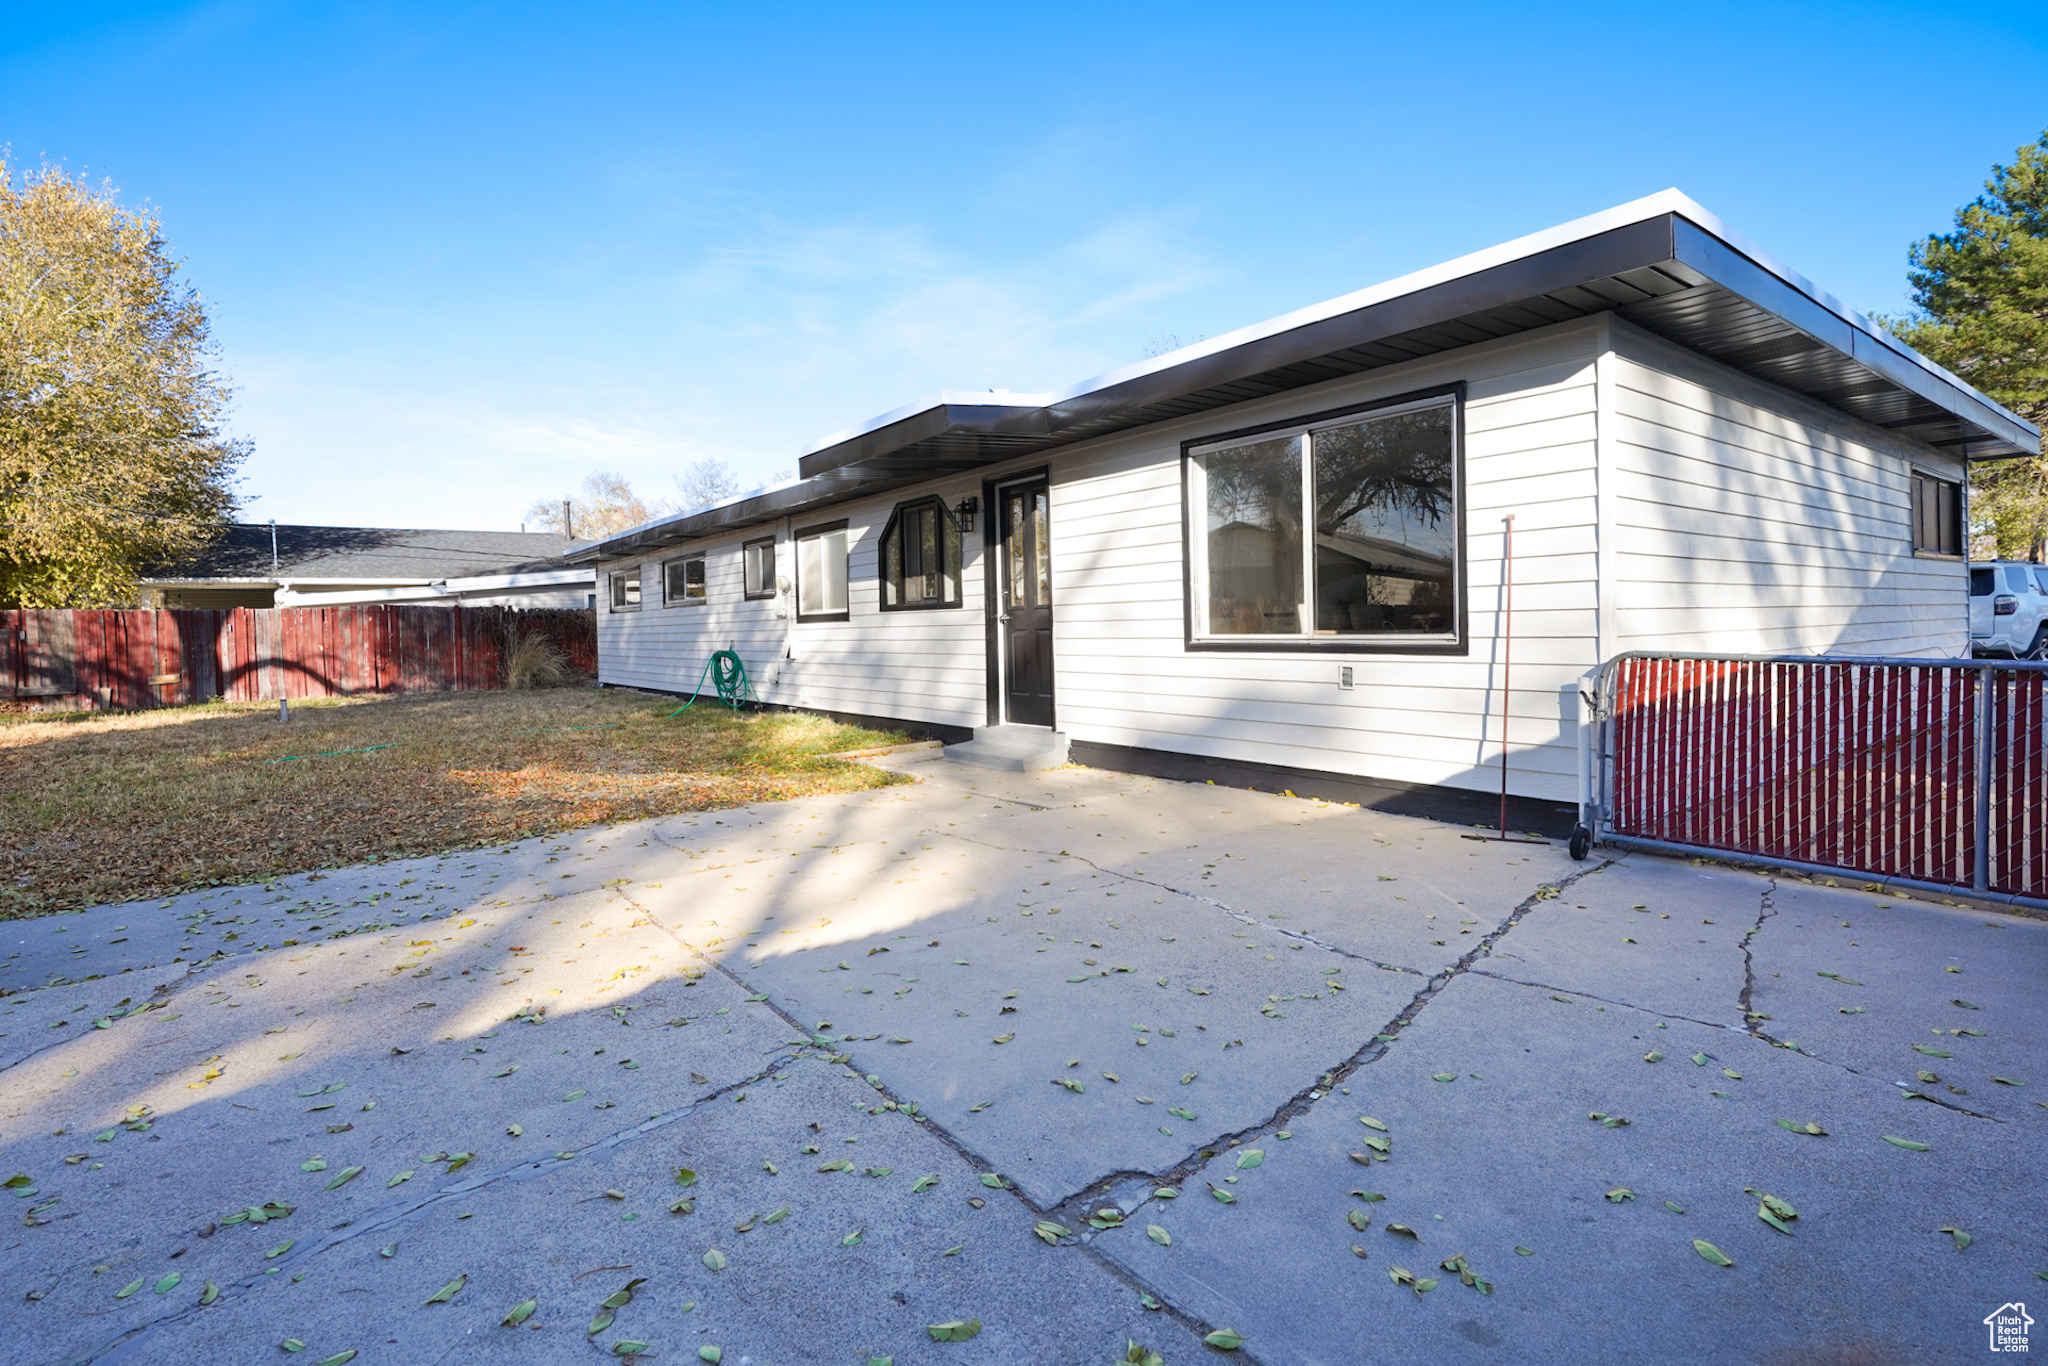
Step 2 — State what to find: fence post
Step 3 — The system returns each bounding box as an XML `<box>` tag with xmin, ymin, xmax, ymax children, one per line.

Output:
<box><xmin>1974</xmin><ymin>668</ymin><xmax>1991</xmax><ymax>894</ymax></box>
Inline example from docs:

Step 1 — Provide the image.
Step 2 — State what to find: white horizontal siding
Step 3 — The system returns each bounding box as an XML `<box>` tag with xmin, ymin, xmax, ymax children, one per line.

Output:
<box><xmin>779</xmin><ymin>484</ymin><xmax>987</xmax><ymax>728</ymax></box>
<box><xmin>1608</xmin><ymin>318</ymin><xmax>1967</xmax><ymax>659</ymax></box>
<box><xmin>1051</xmin><ymin>319</ymin><xmax>1603</xmax><ymax>803</ymax></box>
<box><xmin>589</xmin><ymin>304</ymin><xmax>1971</xmax><ymax>810</ymax></box>
<box><xmin>596</xmin><ymin>483</ymin><xmax>991</xmax><ymax>732</ymax></box>
<box><xmin>597</xmin><ymin>536</ymin><xmax>785</xmax><ymax>698</ymax></box>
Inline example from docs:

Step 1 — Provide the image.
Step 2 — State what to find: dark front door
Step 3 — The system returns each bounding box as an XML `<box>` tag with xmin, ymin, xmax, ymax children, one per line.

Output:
<box><xmin>999</xmin><ymin>480</ymin><xmax>1054</xmax><ymax>727</ymax></box>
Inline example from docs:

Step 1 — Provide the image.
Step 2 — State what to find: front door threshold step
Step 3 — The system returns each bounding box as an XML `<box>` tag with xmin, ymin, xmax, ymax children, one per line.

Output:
<box><xmin>943</xmin><ymin>725</ymin><xmax>1069</xmax><ymax>772</ymax></box>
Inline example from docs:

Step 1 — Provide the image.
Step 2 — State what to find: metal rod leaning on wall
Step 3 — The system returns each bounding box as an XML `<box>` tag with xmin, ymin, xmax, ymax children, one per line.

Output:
<box><xmin>1500</xmin><ymin>513</ymin><xmax>1512</xmax><ymax>838</ymax></box>
<box><xmin>1464</xmin><ymin>514</ymin><xmax>1546</xmax><ymax>846</ymax></box>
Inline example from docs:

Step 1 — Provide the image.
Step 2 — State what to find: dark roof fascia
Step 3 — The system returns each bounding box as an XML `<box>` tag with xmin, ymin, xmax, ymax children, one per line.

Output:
<box><xmin>1666</xmin><ymin>218</ymin><xmax>2027</xmax><ymax>457</ymax></box>
<box><xmin>797</xmin><ymin>400</ymin><xmax>1052</xmax><ymax>481</ymax></box>
<box><xmin>567</xmin><ymin>473</ymin><xmax>879</xmax><ymax>563</ymax></box>
<box><xmin>1041</xmin><ymin>216</ymin><xmax>1677</xmax><ymax>440</ymax></box>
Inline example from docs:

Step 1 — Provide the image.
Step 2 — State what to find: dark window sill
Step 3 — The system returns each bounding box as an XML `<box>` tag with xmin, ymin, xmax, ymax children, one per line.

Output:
<box><xmin>1187</xmin><ymin>637</ymin><xmax>1466</xmax><ymax>656</ymax></box>
<box><xmin>880</xmin><ymin>600</ymin><xmax>963</xmax><ymax>613</ymax></box>
<box><xmin>797</xmin><ymin>611</ymin><xmax>850</xmax><ymax>624</ymax></box>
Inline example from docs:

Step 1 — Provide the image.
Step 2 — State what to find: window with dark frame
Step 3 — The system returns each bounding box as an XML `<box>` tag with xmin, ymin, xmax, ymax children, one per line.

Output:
<box><xmin>795</xmin><ymin>521</ymin><xmax>849</xmax><ymax>622</ymax></box>
<box><xmin>663</xmin><ymin>554</ymin><xmax>706</xmax><ymax>605</ymax></box>
<box><xmin>607</xmin><ymin>568</ymin><xmax>641</xmax><ymax>612</ymax></box>
<box><xmin>1185</xmin><ymin>393</ymin><xmax>1462</xmax><ymax>649</ymax></box>
<box><xmin>1911</xmin><ymin>471</ymin><xmax>1963</xmax><ymax>557</ymax></box>
<box><xmin>743</xmin><ymin>538</ymin><xmax>776</xmax><ymax>600</ymax></box>
<box><xmin>879</xmin><ymin>497</ymin><xmax>962</xmax><ymax>610</ymax></box>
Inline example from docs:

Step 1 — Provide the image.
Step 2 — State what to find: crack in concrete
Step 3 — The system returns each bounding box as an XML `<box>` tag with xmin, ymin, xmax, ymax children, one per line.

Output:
<box><xmin>1736</xmin><ymin>877</ymin><xmax>1778</xmax><ymax>1037</ymax></box>
<box><xmin>1037</xmin><ymin>858</ymin><xmax>1620</xmax><ymax>1224</ymax></box>
<box><xmin>626</xmin><ymin>880</ymin><xmax>1266</xmax><ymax>1361</ymax></box>
<box><xmin>26</xmin><ymin>780</ymin><xmax>1288</xmax><ymax>1364</ymax></box>
<box><xmin>1722</xmin><ymin>878</ymin><xmax>2000</xmax><ymax>1122</ymax></box>
<box><xmin>626</xmin><ymin>886</ymin><xmax>1045</xmax><ymax>1202</ymax></box>
<box><xmin>937</xmin><ymin>829</ymin><xmax>1426</xmax><ymax>977</ymax></box>
<box><xmin>1463</xmin><ymin>970</ymin><xmax>1741</xmax><ymax>1032</ymax></box>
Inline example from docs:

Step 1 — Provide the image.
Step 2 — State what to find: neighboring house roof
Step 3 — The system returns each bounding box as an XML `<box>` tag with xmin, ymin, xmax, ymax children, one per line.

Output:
<box><xmin>572</xmin><ymin>189</ymin><xmax>2042</xmax><ymax>564</ymax></box>
<box><xmin>145</xmin><ymin>524</ymin><xmax>583</xmax><ymax>585</ymax></box>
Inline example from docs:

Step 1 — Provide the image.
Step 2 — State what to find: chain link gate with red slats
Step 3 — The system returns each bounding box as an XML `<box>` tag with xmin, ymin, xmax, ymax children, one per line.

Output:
<box><xmin>1593</xmin><ymin>653</ymin><xmax>2048</xmax><ymax>908</ymax></box>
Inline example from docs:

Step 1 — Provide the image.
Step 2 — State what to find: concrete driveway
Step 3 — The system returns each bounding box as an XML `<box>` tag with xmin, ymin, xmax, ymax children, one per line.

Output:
<box><xmin>2</xmin><ymin>753</ymin><xmax>2042</xmax><ymax>1365</ymax></box>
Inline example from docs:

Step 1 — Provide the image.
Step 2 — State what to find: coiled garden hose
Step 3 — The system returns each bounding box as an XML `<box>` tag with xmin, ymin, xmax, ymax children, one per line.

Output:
<box><xmin>668</xmin><ymin>648</ymin><xmax>757</xmax><ymax>715</ymax></box>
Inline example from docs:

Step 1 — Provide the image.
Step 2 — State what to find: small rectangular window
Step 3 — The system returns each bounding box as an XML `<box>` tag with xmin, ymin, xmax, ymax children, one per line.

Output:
<box><xmin>743</xmin><ymin>538</ymin><xmax>776</xmax><ymax>600</ymax></box>
<box><xmin>663</xmin><ymin>555</ymin><xmax>706</xmax><ymax>605</ymax></box>
<box><xmin>608</xmin><ymin>568</ymin><xmax>641</xmax><ymax>612</ymax></box>
<box><xmin>1971</xmin><ymin>568</ymin><xmax>1994</xmax><ymax>596</ymax></box>
<box><xmin>1911</xmin><ymin>472</ymin><xmax>1962</xmax><ymax>557</ymax></box>
<box><xmin>795</xmin><ymin>522</ymin><xmax>849</xmax><ymax>621</ymax></box>
<box><xmin>880</xmin><ymin>497</ymin><xmax>962</xmax><ymax>610</ymax></box>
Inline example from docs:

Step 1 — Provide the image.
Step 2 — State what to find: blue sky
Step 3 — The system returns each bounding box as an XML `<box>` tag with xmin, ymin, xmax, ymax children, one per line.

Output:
<box><xmin>4</xmin><ymin>2</ymin><xmax>2044</xmax><ymax>529</ymax></box>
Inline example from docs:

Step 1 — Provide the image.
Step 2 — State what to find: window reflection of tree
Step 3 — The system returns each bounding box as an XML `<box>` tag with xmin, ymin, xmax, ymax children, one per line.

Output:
<box><xmin>1313</xmin><ymin>408</ymin><xmax>1454</xmax><ymax>634</ymax></box>
<box><xmin>1203</xmin><ymin>437</ymin><xmax>1301</xmax><ymax>634</ymax></box>
<box><xmin>1313</xmin><ymin>408</ymin><xmax>1453</xmax><ymax>538</ymax></box>
<box><xmin>1205</xmin><ymin>448</ymin><xmax>1298</xmax><ymax>531</ymax></box>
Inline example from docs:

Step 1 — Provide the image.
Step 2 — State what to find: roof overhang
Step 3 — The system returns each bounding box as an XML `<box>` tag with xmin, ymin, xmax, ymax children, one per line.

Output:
<box><xmin>574</xmin><ymin>190</ymin><xmax>2039</xmax><ymax>563</ymax></box>
<box><xmin>273</xmin><ymin>568</ymin><xmax>594</xmax><ymax>608</ymax></box>
<box><xmin>140</xmin><ymin>576</ymin><xmax>280</xmax><ymax>589</ymax></box>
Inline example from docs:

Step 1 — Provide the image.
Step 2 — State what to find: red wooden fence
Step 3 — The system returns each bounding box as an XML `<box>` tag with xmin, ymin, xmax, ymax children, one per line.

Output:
<box><xmin>1602</xmin><ymin>654</ymin><xmax>2048</xmax><ymax>902</ymax></box>
<box><xmin>0</xmin><ymin>605</ymin><xmax>596</xmax><ymax>712</ymax></box>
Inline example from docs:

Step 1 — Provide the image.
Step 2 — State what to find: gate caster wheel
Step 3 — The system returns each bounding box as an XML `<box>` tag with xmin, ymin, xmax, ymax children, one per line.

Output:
<box><xmin>1567</xmin><ymin>825</ymin><xmax>1592</xmax><ymax>861</ymax></box>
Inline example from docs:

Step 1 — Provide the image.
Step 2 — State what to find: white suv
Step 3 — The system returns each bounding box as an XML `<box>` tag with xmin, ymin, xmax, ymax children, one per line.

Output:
<box><xmin>1970</xmin><ymin>560</ymin><xmax>2048</xmax><ymax>658</ymax></box>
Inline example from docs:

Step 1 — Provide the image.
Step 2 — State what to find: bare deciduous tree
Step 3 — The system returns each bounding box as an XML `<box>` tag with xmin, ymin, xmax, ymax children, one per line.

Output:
<box><xmin>675</xmin><ymin>458</ymin><xmax>742</xmax><ymax>512</ymax></box>
<box><xmin>524</xmin><ymin>471</ymin><xmax>672</xmax><ymax>540</ymax></box>
<box><xmin>1142</xmin><ymin>332</ymin><xmax>1205</xmax><ymax>359</ymax></box>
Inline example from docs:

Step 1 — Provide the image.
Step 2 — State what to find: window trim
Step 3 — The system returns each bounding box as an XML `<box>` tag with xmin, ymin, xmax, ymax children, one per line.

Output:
<box><xmin>877</xmin><ymin>496</ymin><xmax>964</xmax><ymax>612</ymax></box>
<box><xmin>793</xmin><ymin>519</ymin><xmax>851</xmax><ymax>623</ymax></box>
<box><xmin>742</xmin><ymin>536</ymin><xmax>777</xmax><ymax>601</ymax></box>
<box><xmin>661</xmin><ymin>553</ymin><xmax>707</xmax><ymax>607</ymax></box>
<box><xmin>607</xmin><ymin>566</ymin><xmax>642</xmax><ymax>613</ymax></box>
<box><xmin>1910</xmin><ymin>468</ymin><xmax>1964</xmax><ymax>560</ymax></box>
<box><xmin>1179</xmin><ymin>383</ymin><xmax>1468</xmax><ymax>655</ymax></box>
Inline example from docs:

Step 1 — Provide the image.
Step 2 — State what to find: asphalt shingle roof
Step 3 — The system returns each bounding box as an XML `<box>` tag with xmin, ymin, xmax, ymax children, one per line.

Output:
<box><xmin>146</xmin><ymin>524</ymin><xmax>578</xmax><ymax>582</ymax></box>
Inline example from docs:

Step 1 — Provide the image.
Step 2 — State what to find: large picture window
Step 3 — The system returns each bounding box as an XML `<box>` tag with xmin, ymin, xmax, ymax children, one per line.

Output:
<box><xmin>795</xmin><ymin>521</ymin><xmax>849</xmax><ymax>622</ymax></box>
<box><xmin>1187</xmin><ymin>394</ymin><xmax>1461</xmax><ymax>649</ymax></box>
<box><xmin>879</xmin><ymin>497</ymin><xmax>961</xmax><ymax>610</ymax></box>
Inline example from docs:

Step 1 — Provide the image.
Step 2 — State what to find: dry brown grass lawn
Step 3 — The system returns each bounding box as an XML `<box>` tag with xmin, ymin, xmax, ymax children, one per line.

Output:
<box><xmin>0</xmin><ymin>688</ymin><xmax>909</xmax><ymax>918</ymax></box>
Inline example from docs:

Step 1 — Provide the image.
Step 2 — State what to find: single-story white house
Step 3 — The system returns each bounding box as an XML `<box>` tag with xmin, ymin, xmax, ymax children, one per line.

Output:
<box><xmin>144</xmin><ymin>523</ymin><xmax>596</xmax><ymax>610</ymax></box>
<box><xmin>571</xmin><ymin>191</ymin><xmax>2039</xmax><ymax>833</ymax></box>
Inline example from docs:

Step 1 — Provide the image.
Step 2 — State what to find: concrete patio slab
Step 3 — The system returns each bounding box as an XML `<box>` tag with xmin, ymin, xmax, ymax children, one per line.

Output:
<box><xmin>3</xmin><ymin>756</ymin><xmax>2042</xmax><ymax>1366</ymax></box>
